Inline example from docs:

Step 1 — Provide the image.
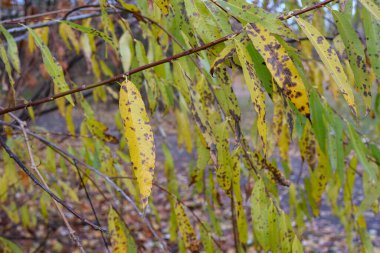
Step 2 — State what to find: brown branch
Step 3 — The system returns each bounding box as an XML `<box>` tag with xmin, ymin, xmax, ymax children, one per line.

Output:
<box><xmin>0</xmin><ymin>0</ymin><xmax>336</xmax><ymax>116</ymax></box>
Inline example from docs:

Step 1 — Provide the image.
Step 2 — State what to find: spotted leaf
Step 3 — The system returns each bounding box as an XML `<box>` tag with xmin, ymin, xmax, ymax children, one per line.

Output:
<box><xmin>175</xmin><ymin>202</ymin><xmax>201</xmax><ymax>252</ymax></box>
<box><xmin>295</xmin><ymin>17</ymin><xmax>356</xmax><ymax>114</ymax></box>
<box><xmin>154</xmin><ymin>0</ymin><xmax>170</xmax><ymax>15</ymax></box>
<box><xmin>359</xmin><ymin>0</ymin><xmax>380</xmax><ymax>21</ymax></box>
<box><xmin>119</xmin><ymin>79</ymin><xmax>155</xmax><ymax>209</ymax></box>
<box><xmin>246</xmin><ymin>23</ymin><xmax>310</xmax><ymax>117</ymax></box>
<box><xmin>108</xmin><ymin>207</ymin><xmax>137</xmax><ymax>253</ymax></box>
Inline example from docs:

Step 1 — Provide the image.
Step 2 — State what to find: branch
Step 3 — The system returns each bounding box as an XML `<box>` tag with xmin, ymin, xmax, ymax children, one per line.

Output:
<box><xmin>0</xmin><ymin>0</ymin><xmax>336</xmax><ymax>116</ymax></box>
<box><xmin>0</xmin><ymin>137</ymin><xmax>105</xmax><ymax>233</ymax></box>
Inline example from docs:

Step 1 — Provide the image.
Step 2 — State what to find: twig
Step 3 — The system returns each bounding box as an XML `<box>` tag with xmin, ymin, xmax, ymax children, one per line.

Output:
<box><xmin>0</xmin><ymin>121</ymin><xmax>170</xmax><ymax>252</ymax></box>
<box><xmin>0</xmin><ymin>0</ymin><xmax>337</xmax><ymax>116</ymax></box>
<box><xmin>73</xmin><ymin>160</ymin><xmax>110</xmax><ymax>253</ymax></box>
<box><xmin>0</xmin><ymin>136</ymin><xmax>104</xmax><ymax>233</ymax></box>
<box><xmin>8</xmin><ymin>112</ymin><xmax>85</xmax><ymax>253</ymax></box>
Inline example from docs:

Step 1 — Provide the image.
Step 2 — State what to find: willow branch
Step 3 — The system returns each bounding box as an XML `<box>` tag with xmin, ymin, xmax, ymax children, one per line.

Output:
<box><xmin>0</xmin><ymin>0</ymin><xmax>336</xmax><ymax>116</ymax></box>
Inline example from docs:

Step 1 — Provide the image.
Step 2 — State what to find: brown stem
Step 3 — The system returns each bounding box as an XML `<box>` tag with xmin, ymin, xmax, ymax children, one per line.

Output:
<box><xmin>0</xmin><ymin>0</ymin><xmax>336</xmax><ymax>116</ymax></box>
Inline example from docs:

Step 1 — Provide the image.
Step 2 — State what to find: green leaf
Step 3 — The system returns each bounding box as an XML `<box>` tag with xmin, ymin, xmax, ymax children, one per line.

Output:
<box><xmin>251</xmin><ymin>178</ymin><xmax>270</xmax><ymax>251</ymax></box>
<box><xmin>295</xmin><ymin>17</ymin><xmax>356</xmax><ymax>115</ymax></box>
<box><xmin>0</xmin><ymin>237</ymin><xmax>23</xmax><ymax>253</ymax></box>
<box><xmin>347</xmin><ymin>123</ymin><xmax>375</xmax><ymax>179</ymax></box>
<box><xmin>235</xmin><ymin>39</ymin><xmax>267</xmax><ymax>154</ymax></box>
<box><xmin>359</xmin><ymin>0</ymin><xmax>380</xmax><ymax>21</ymax></box>
<box><xmin>25</xmin><ymin>26</ymin><xmax>74</xmax><ymax>105</ymax></box>
<box><xmin>362</xmin><ymin>8</ymin><xmax>380</xmax><ymax>80</ymax></box>
<box><xmin>119</xmin><ymin>31</ymin><xmax>134</xmax><ymax>72</ymax></box>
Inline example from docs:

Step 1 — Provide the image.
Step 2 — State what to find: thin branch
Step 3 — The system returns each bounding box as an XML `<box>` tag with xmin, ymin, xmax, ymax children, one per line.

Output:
<box><xmin>8</xmin><ymin>112</ymin><xmax>85</xmax><ymax>253</ymax></box>
<box><xmin>0</xmin><ymin>136</ymin><xmax>104</xmax><ymax>233</ymax></box>
<box><xmin>0</xmin><ymin>0</ymin><xmax>337</xmax><ymax>116</ymax></box>
<box><xmin>73</xmin><ymin>160</ymin><xmax>110</xmax><ymax>253</ymax></box>
<box><xmin>0</xmin><ymin>121</ymin><xmax>170</xmax><ymax>253</ymax></box>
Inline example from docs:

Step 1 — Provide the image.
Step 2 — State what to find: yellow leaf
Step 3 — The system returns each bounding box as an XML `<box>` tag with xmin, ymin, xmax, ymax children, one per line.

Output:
<box><xmin>246</xmin><ymin>23</ymin><xmax>310</xmax><ymax>117</ymax></box>
<box><xmin>175</xmin><ymin>202</ymin><xmax>200</xmax><ymax>252</ymax></box>
<box><xmin>295</xmin><ymin>17</ymin><xmax>356</xmax><ymax>114</ymax></box>
<box><xmin>154</xmin><ymin>0</ymin><xmax>170</xmax><ymax>15</ymax></box>
<box><xmin>119</xmin><ymin>79</ymin><xmax>155</xmax><ymax>209</ymax></box>
<box><xmin>108</xmin><ymin>207</ymin><xmax>137</xmax><ymax>253</ymax></box>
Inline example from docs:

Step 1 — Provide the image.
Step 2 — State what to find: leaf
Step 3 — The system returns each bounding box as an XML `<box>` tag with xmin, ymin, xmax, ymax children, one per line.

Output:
<box><xmin>359</xmin><ymin>0</ymin><xmax>380</xmax><ymax>21</ymax></box>
<box><xmin>175</xmin><ymin>202</ymin><xmax>201</xmax><ymax>252</ymax></box>
<box><xmin>246</xmin><ymin>23</ymin><xmax>310</xmax><ymax>117</ymax></box>
<box><xmin>119</xmin><ymin>79</ymin><xmax>155</xmax><ymax>209</ymax></box>
<box><xmin>347</xmin><ymin>123</ymin><xmax>375</xmax><ymax>179</ymax></box>
<box><xmin>235</xmin><ymin>39</ymin><xmax>267</xmax><ymax>154</ymax></box>
<box><xmin>25</xmin><ymin>26</ymin><xmax>74</xmax><ymax>105</ymax></box>
<box><xmin>60</xmin><ymin>20</ymin><xmax>117</xmax><ymax>50</ymax></box>
<box><xmin>251</xmin><ymin>178</ymin><xmax>270</xmax><ymax>251</ymax></box>
<box><xmin>0</xmin><ymin>24</ymin><xmax>20</xmax><ymax>73</ymax></box>
<box><xmin>0</xmin><ymin>39</ymin><xmax>15</xmax><ymax>87</ymax></box>
<box><xmin>119</xmin><ymin>31</ymin><xmax>134</xmax><ymax>72</ymax></box>
<box><xmin>292</xmin><ymin>236</ymin><xmax>304</xmax><ymax>253</ymax></box>
<box><xmin>155</xmin><ymin>0</ymin><xmax>170</xmax><ymax>15</ymax></box>
<box><xmin>85</xmin><ymin>118</ymin><xmax>118</xmax><ymax>144</ymax></box>
<box><xmin>59</xmin><ymin>23</ymin><xmax>80</xmax><ymax>54</ymax></box>
<box><xmin>362</xmin><ymin>8</ymin><xmax>380</xmax><ymax>80</ymax></box>
<box><xmin>0</xmin><ymin>237</ymin><xmax>22</xmax><ymax>253</ymax></box>
<box><xmin>108</xmin><ymin>207</ymin><xmax>137</xmax><ymax>253</ymax></box>
<box><xmin>212</xmin><ymin>0</ymin><xmax>297</xmax><ymax>39</ymax></box>
<box><xmin>332</xmin><ymin>10</ymin><xmax>371</xmax><ymax>111</ymax></box>
<box><xmin>116</xmin><ymin>0</ymin><xmax>140</xmax><ymax>13</ymax></box>
<box><xmin>210</xmin><ymin>43</ymin><xmax>235</xmax><ymax>75</ymax></box>
<box><xmin>295</xmin><ymin>17</ymin><xmax>356</xmax><ymax>114</ymax></box>
<box><xmin>175</xmin><ymin>108</ymin><xmax>193</xmax><ymax>153</ymax></box>
<box><xmin>215</xmin><ymin>121</ymin><xmax>232</xmax><ymax>196</ymax></box>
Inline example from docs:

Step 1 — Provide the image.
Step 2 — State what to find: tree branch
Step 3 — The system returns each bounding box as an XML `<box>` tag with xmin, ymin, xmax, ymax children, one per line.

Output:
<box><xmin>0</xmin><ymin>0</ymin><xmax>336</xmax><ymax>116</ymax></box>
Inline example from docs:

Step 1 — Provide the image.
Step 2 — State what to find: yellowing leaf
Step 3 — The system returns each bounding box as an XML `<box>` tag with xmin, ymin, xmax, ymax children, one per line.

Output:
<box><xmin>0</xmin><ymin>24</ymin><xmax>20</xmax><ymax>73</ymax></box>
<box><xmin>119</xmin><ymin>79</ymin><xmax>155</xmax><ymax>209</ymax></box>
<box><xmin>246</xmin><ymin>23</ymin><xmax>310</xmax><ymax>117</ymax></box>
<box><xmin>295</xmin><ymin>17</ymin><xmax>356</xmax><ymax>114</ymax></box>
<box><xmin>359</xmin><ymin>0</ymin><xmax>380</xmax><ymax>21</ymax></box>
<box><xmin>155</xmin><ymin>0</ymin><xmax>170</xmax><ymax>15</ymax></box>
<box><xmin>235</xmin><ymin>39</ymin><xmax>267</xmax><ymax>154</ymax></box>
<box><xmin>175</xmin><ymin>202</ymin><xmax>201</xmax><ymax>252</ymax></box>
<box><xmin>108</xmin><ymin>207</ymin><xmax>137</xmax><ymax>253</ymax></box>
<box><xmin>86</xmin><ymin>118</ymin><xmax>118</xmax><ymax>144</ymax></box>
<box><xmin>59</xmin><ymin>23</ymin><xmax>80</xmax><ymax>54</ymax></box>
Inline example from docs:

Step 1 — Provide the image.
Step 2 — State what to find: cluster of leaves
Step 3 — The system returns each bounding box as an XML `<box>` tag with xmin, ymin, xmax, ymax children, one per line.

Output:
<box><xmin>0</xmin><ymin>0</ymin><xmax>380</xmax><ymax>252</ymax></box>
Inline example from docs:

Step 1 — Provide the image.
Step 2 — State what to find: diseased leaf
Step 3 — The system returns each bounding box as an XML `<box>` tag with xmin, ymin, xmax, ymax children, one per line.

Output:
<box><xmin>85</xmin><ymin>118</ymin><xmax>118</xmax><ymax>144</ymax></box>
<box><xmin>246</xmin><ymin>23</ymin><xmax>310</xmax><ymax>117</ymax></box>
<box><xmin>359</xmin><ymin>0</ymin><xmax>380</xmax><ymax>21</ymax></box>
<box><xmin>60</xmin><ymin>20</ymin><xmax>117</xmax><ymax>50</ymax></box>
<box><xmin>213</xmin><ymin>0</ymin><xmax>297</xmax><ymax>39</ymax></box>
<box><xmin>155</xmin><ymin>0</ymin><xmax>170</xmax><ymax>15</ymax></box>
<box><xmin>119</xmin><ymin>79</ymin><xmax>155</xmax><ymax>209</ymax></box>
<box><xmin>251</xmin><ymin>178</ymin><xmax>270</xmax><ymax>251</ymax></box>
<box><xmin>235</xmin><ymin>39</ymin><xmax>267</xmax><ymax>154</ymax></box>
<box><xmin>362</xmin><ymin>8</ymin><xmax>380</xmax><ymax>80</ymax></box>
<box><xmin>108</xmin><ymin>207</ymin><xmax>137</xmax><ymax>253</ymax></box>
<box><xmin>175</xmin><ymin>202</ymin><xmax>201</xmax><ymax>252</ymax></box>
<box><xmin>25</xmin><ymin>26</ymin><xmax>74</xmax><ymax>105</ymax></box>
<box><xmin>295</xmin><ymin>17</ymin><xmax>356</xmax><ymax>114</ymax></box>
<box><xmin>332</xmin><ymin>10</ymin><xmax>371</xmax><ymax>112</ymax></box>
